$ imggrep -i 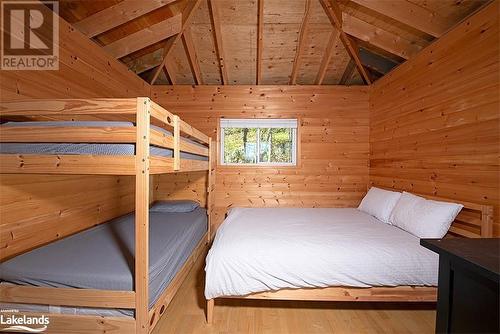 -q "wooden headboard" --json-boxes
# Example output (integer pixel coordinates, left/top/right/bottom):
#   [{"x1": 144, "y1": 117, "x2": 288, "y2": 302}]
[
  {"x1": 375, "y1": 188, "x2": 494, "y2": 238},
  {"x1": 427, "y1": 195, "x2": 493, "y2": 238}
]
